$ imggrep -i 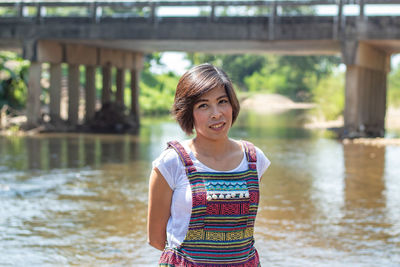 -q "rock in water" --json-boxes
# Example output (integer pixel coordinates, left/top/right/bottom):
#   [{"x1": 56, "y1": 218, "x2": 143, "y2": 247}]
[{"x1": 86, "y1": 102, "x2": 138, "y2": 133}]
